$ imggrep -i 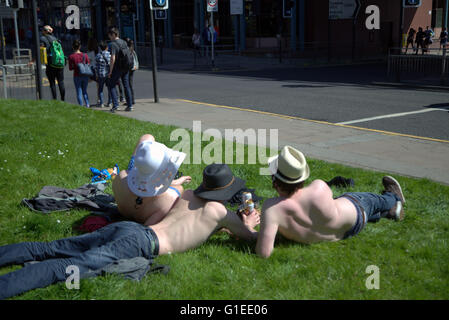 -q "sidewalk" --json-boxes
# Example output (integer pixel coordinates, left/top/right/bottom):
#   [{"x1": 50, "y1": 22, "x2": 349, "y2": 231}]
[{"x1": 102, "y1": 98, "x2": 449, "y2": 186}]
